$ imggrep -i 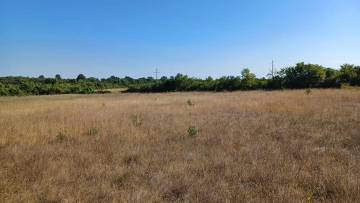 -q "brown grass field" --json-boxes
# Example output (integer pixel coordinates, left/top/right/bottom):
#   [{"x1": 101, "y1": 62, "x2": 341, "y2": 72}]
[{"x1": 0, "y1": 89, "x2": 359, "y2": 202}]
